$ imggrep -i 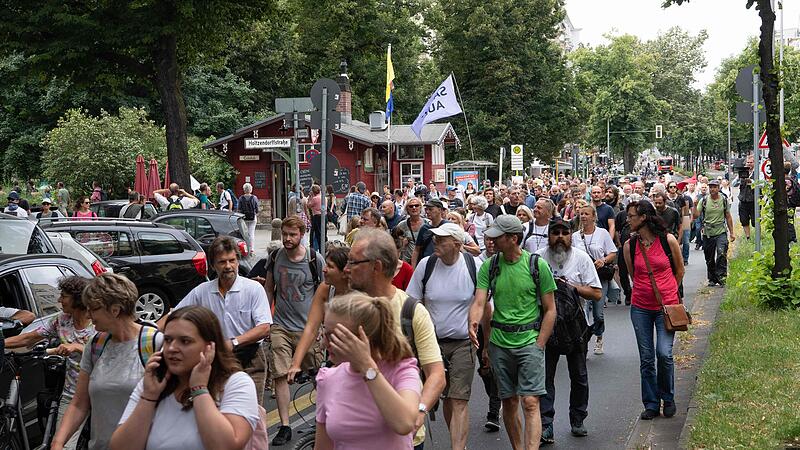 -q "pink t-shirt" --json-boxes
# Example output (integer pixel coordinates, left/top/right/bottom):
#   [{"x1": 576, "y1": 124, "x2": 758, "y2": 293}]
[
  {"x1": 72, "y1": 210, "x2": 97, "y2": 221},
  {"x1": 308, "y1": 194, "x2": 322, "y2": 215},
  {"x1": 316, "y1": 358, "x2": 420, "y2": 450},
  {"x1": 631, "y1": 238, "x2": 680, "y2": 310}
]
